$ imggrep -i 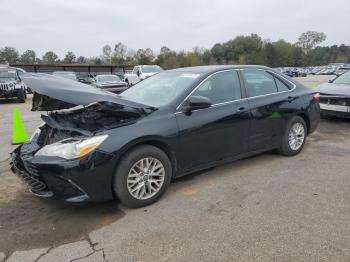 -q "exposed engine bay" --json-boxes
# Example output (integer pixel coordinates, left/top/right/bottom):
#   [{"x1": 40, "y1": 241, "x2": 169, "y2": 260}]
[{"x1": 35, "y1": 101, "x2": 146, "y2": 148}]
